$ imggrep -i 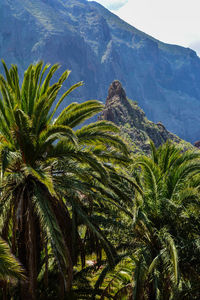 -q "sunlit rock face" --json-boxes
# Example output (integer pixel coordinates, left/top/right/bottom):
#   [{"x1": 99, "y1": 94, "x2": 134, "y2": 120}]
[{"x1": 1, "y1": 0, "x2": 200, "y2": 142}]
